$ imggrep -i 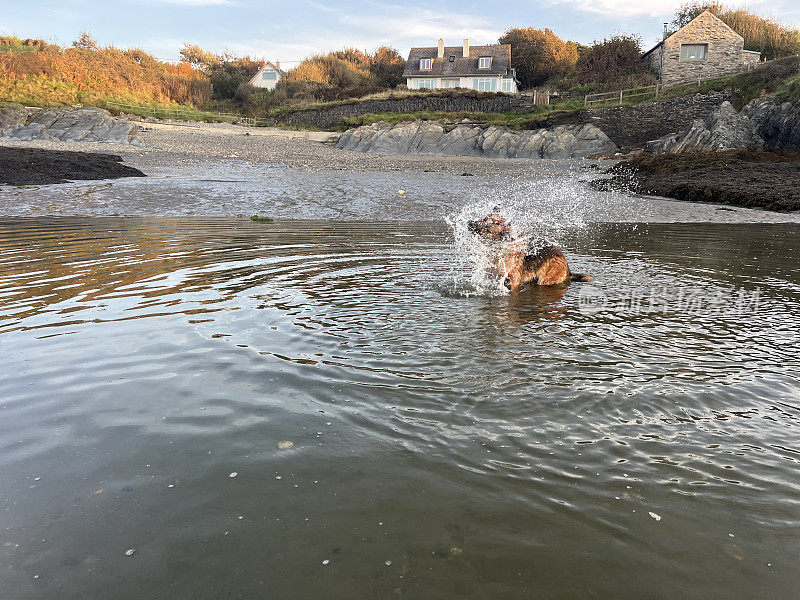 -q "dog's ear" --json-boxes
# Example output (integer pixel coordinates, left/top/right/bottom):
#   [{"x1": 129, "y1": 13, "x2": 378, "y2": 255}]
[{"x1": 467, "y1": 220, "x2": 479, "y2": 233}]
